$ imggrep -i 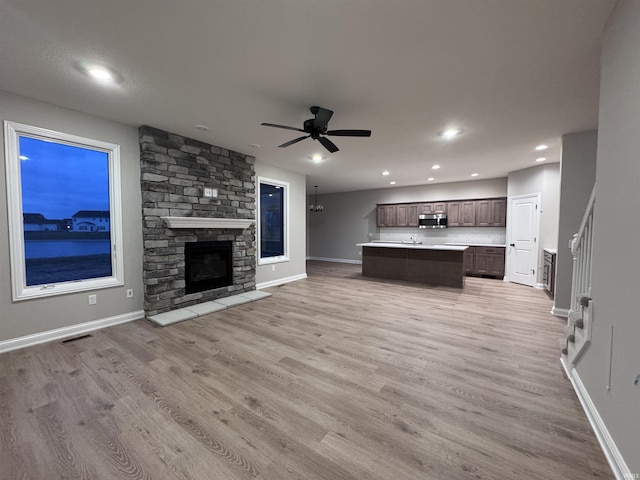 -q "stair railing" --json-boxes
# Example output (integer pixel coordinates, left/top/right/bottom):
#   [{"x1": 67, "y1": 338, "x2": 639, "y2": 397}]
[{"x1": 562, "y1": 184, "x2": 595, "y2": 365}]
